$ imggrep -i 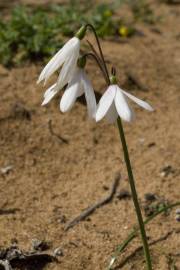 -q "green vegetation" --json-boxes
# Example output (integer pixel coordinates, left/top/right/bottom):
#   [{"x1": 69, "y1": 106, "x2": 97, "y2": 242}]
[
  {"x1": 0, "y1": 2, "x2": 134, "y2": 67},
  {"x1": 128, "y1": 0, "x2": 157, "y2": 24},
  {"x1": 0, "y1": 0, "x2": 160, "y2": 67}
]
